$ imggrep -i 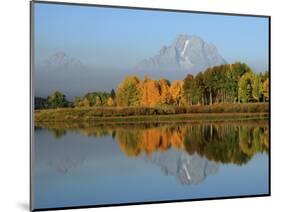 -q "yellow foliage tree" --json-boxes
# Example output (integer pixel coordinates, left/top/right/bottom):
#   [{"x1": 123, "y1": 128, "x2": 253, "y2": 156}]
[
  {"x1": 95, "y1": 96, "x2": 102, "y2": 106},
  {"x1": 262, "y1": 78, "x2": 269, "y2": 101},
  {"x1": 159, "y1": 78, "x2": 173, "y2": 105},
  {"x1": 117, "y1": 76, "x2": 142, "y2": 106},
  {"x1": 170, "y1": 80, "x2": 185, "y2": 106},
  {"x1": 107, "y1": 97, "x2": 114, "y2": 106},
  {"x1": 82, "y1": 98, "x2": 90, "y2": 107}
]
